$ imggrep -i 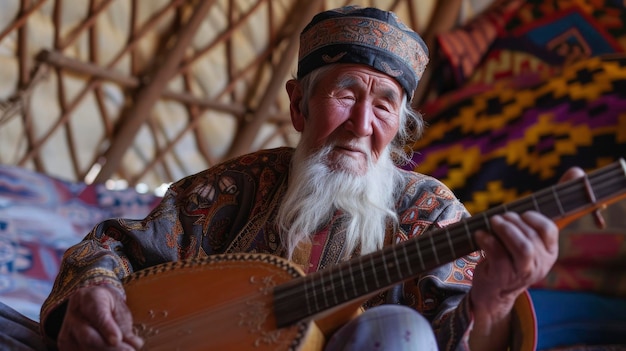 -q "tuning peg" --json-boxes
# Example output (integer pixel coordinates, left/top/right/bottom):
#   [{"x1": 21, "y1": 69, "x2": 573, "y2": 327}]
[{"x1": 593, "y1": 207, "x2": 607, "y2": 230}]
